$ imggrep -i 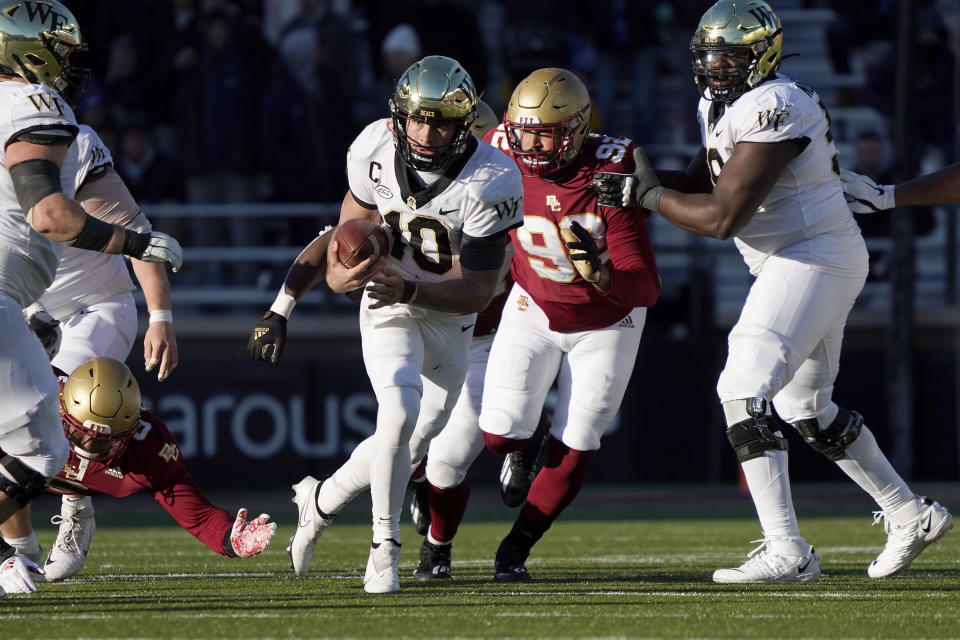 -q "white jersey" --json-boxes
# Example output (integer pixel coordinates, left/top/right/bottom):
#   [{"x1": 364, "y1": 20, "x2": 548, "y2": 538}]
[
  {"x1": 0, "y1": 80, "x2": 79, "y2": 307},
  {"x1": 39, "y1": 125, "x2": 149, "y2": 320},
  {"x1": 347, "y1": 119, "x2": 523, "y2": 319},
  {"x1": 698, "y1": 74, "x2": 862, "y2": 274}
]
